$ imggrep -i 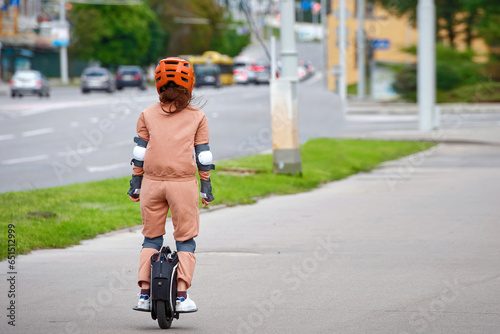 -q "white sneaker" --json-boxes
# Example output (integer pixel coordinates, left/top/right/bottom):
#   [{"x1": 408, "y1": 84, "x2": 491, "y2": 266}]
[
  {"x1": 134, "y1": 295, "x2": 151, "y2": 312},
  {"x1": 175, "y1": 295, "x2": 198, "y2": 313}
]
